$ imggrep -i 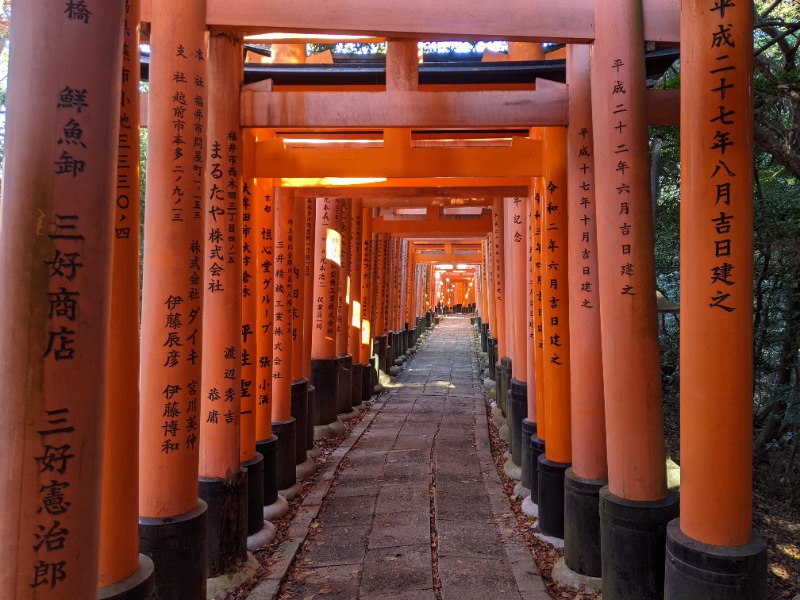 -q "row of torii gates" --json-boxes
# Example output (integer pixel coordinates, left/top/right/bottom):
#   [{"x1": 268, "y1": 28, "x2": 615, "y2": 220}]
[{"x1": 0, "y1": 1, "x2": 766, "y2": 599}]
